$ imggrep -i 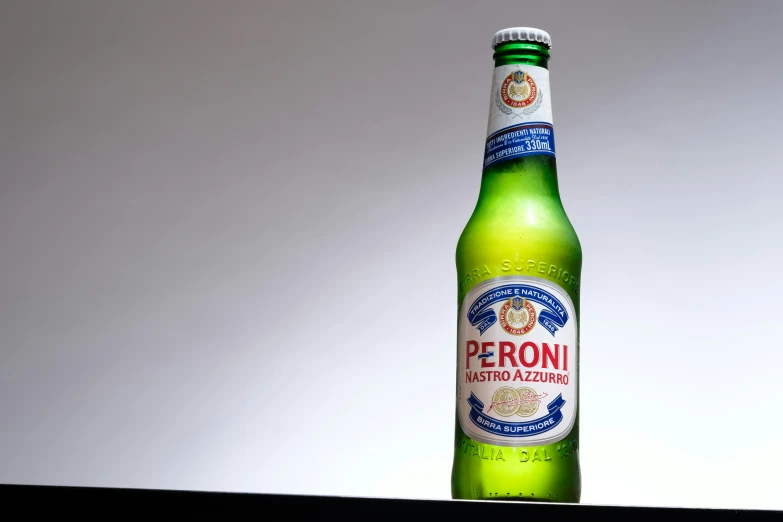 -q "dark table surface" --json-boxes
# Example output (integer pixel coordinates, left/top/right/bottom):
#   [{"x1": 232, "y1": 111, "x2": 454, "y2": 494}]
[{"x1": 1, "y1": 484, "x2": 779, "y2": 519}]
